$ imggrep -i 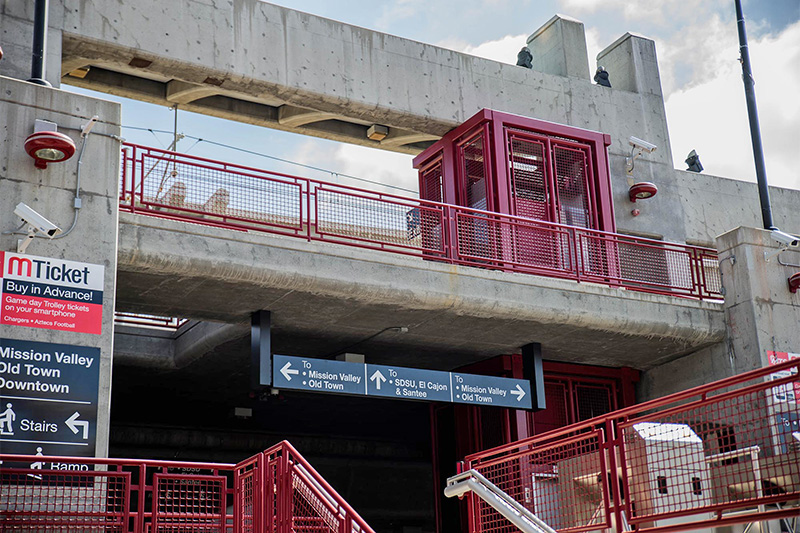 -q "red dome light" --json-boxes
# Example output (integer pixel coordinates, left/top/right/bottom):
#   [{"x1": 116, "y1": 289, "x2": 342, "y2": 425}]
[
  {"x1": 24, "y1": 131, "x2": 76, "y2": 169},
  {"x1": 628, "y1": 182, "x2": 658, "y2": 202},
  {"x1": 789, "y1": 272, "x2": 800, "y2": 294}
]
